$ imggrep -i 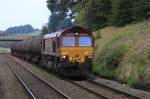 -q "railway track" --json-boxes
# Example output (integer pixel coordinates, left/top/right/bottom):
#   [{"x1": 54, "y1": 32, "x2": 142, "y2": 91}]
[
  {"x1": 4, "y1": 54, "x2": 149, "y2": 99},
  {"x1": 86, "y1": 80, "x2": 141, "y2": 98},
  {"x1": 66, "y1": 79, "x2": 141, "y2": 99},
  {"x1": 8, "y1": 55, "x2": 107, "y2": 99},
  {"x1": 4, "y1": 55, "x2": 71, "y2": 99},
  {"x1": 86, "y1": 80, "x2": 149, "y2": 99}
]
